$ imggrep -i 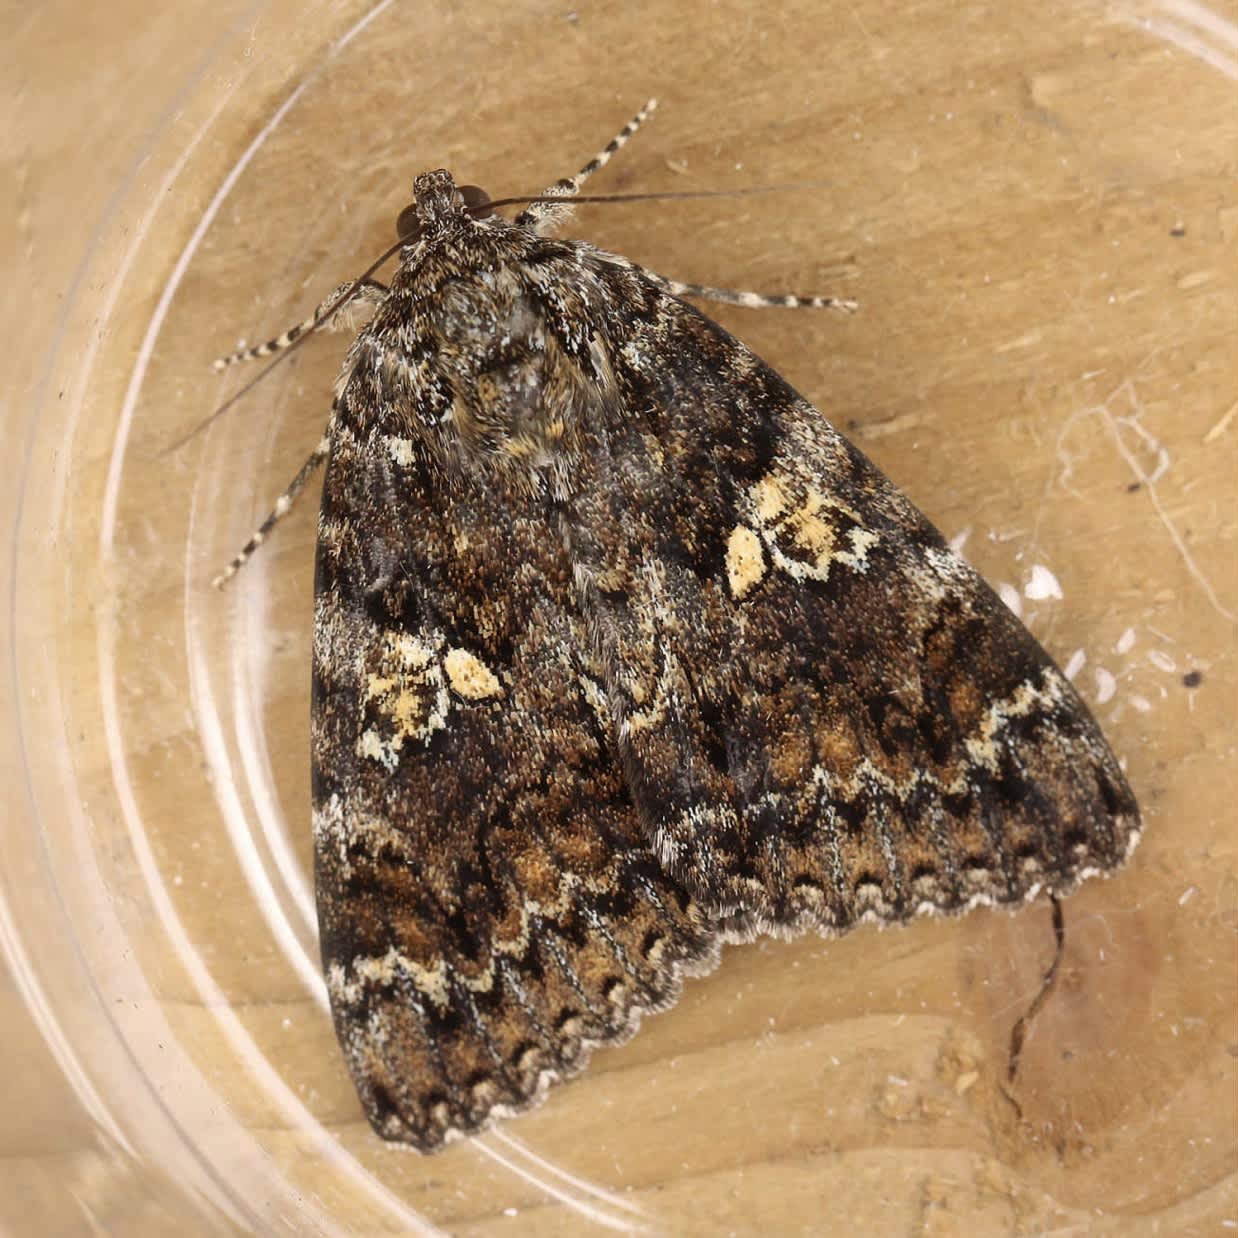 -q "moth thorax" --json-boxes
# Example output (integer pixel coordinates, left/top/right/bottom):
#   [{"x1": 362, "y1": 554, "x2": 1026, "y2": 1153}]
[{"x1": 432, "y1": 274, "x2": 584, "y2": 475}]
